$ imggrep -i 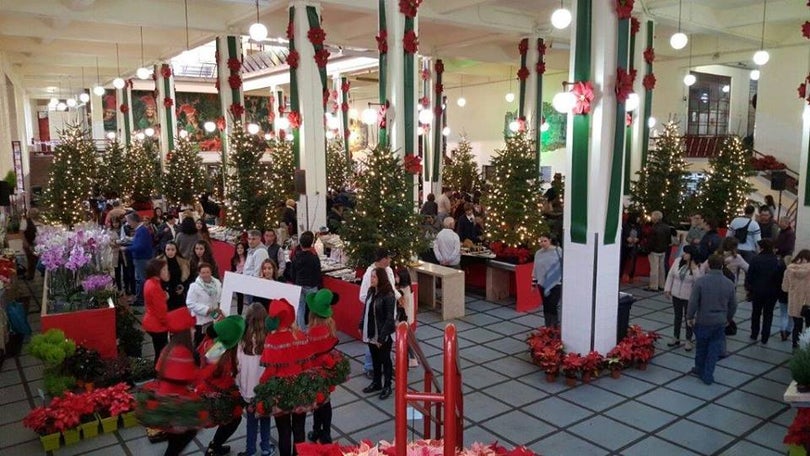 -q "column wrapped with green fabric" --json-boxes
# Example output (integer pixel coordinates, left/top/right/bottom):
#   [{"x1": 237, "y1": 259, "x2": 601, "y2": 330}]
[
  {"x1": 623, "y1": 24, "x2": 637, "y2": 194},
  {"x1": 570, "y1": 0, "x2": 593, "y2": 244},
  {"x1": 431, "y1": 60, "x2": 444, "y2": 183},
  {"x1": 122, "y1": 83, "x2": 132, "y2": 145},
  {"x1": 517, "y1": 38, "x2": 529, "y2": 120},
  {"x1": 341, "y1": 77, "x2": 350, "y2": 159},
  {"x1": 288, "y1": 7, "x2": 301, "y2": 168},
  {"x1": 161, "y1": 64, "x2": 175, "y2": 153},
  {"x1": 534, "y1": 39, "x2": 545, "y2": 176},
  {"x1": 604, "y1": 17, "x2": 630, "y2": 244},
  {"x1": 403, "y1": 16, "x2": 416, "y2": 157},
  {"x1": 641, "y1": 20, "x2": 654, "y2": 168},
  {"x1": 377, "y1": 0, "x2": 388, "y2": 147}
]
